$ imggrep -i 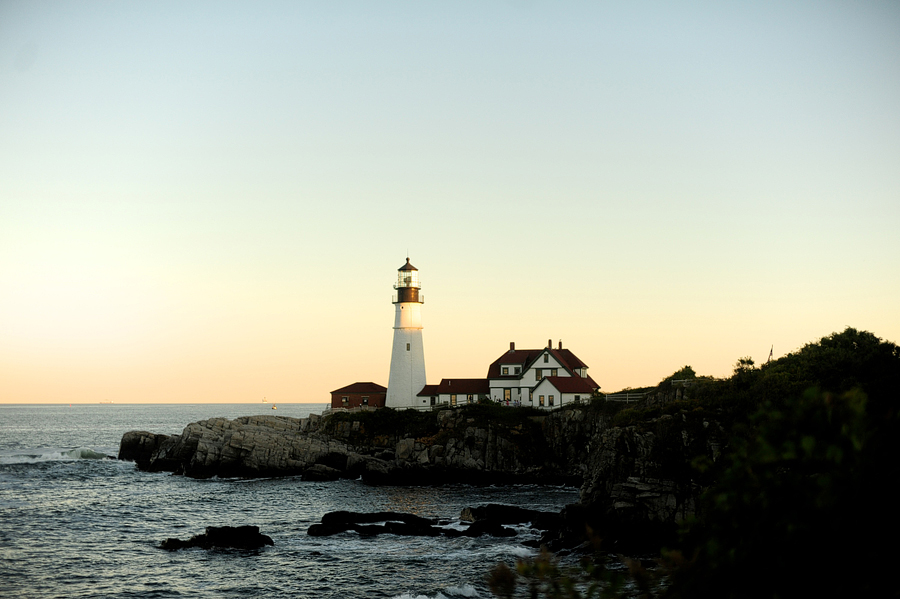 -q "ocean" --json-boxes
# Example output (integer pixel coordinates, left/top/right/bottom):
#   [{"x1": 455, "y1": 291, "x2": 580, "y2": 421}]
[{"x1": 0, "y1": 403, "x2": 580, "y2": 599}]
